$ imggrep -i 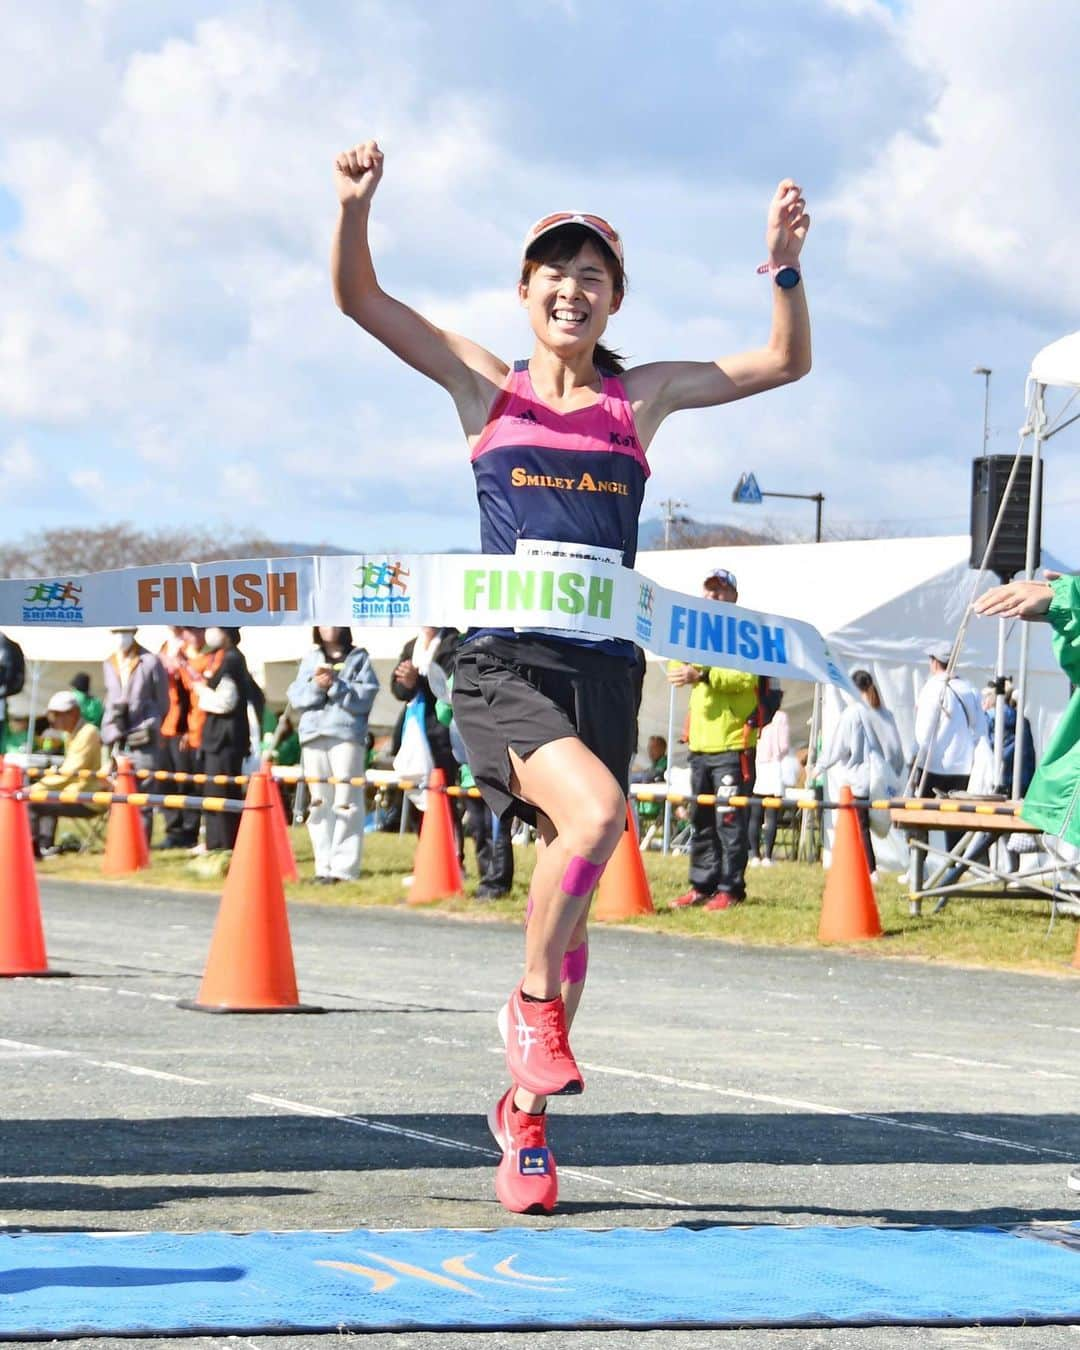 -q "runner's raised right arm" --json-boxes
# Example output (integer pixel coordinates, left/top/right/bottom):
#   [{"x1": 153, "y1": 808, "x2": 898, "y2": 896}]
[{"x1": 331, "y1": 139, "x2": 506, "y2": 438}]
